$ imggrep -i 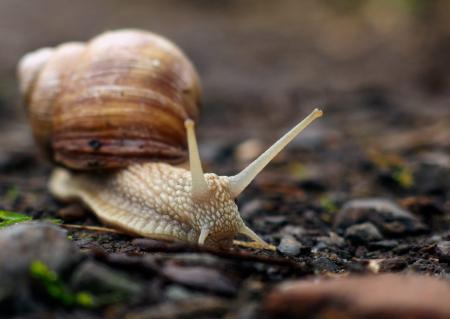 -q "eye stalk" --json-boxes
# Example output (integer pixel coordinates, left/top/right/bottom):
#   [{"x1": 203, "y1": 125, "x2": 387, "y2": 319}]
[
  {"x1": 229, "y1": 108, "x2": 323, "y2": 198},
  {"x1": 185, "y1": 119, "x2": 210, "y2": 201}
]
